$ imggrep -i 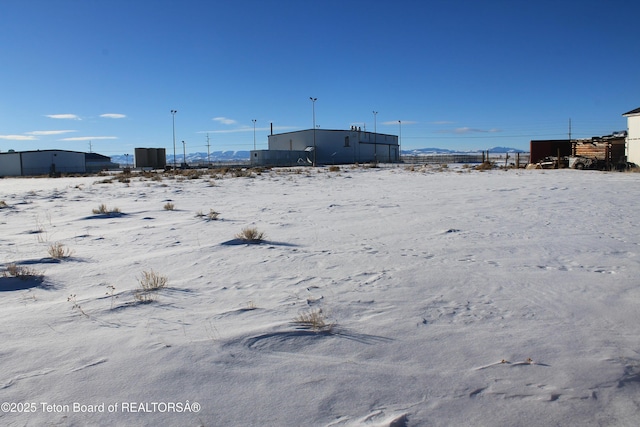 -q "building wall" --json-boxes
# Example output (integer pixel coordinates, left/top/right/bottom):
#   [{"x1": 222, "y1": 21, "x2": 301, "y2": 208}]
[
  {"x1": 267, "y1": 129, "x2": 399, "y2": 165},
  {"x1": 251, "y1": 150, "x2": 309, "y2": 167},
  {"x1": 627, "y1": 114, "x2": 640, "y2": 165},
  {"x1": 22, "y1": 151, "x2": 85, "y2": 175},
  {"x1": 0, "y1": 153, "x2": 22, "y2": 176}
]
